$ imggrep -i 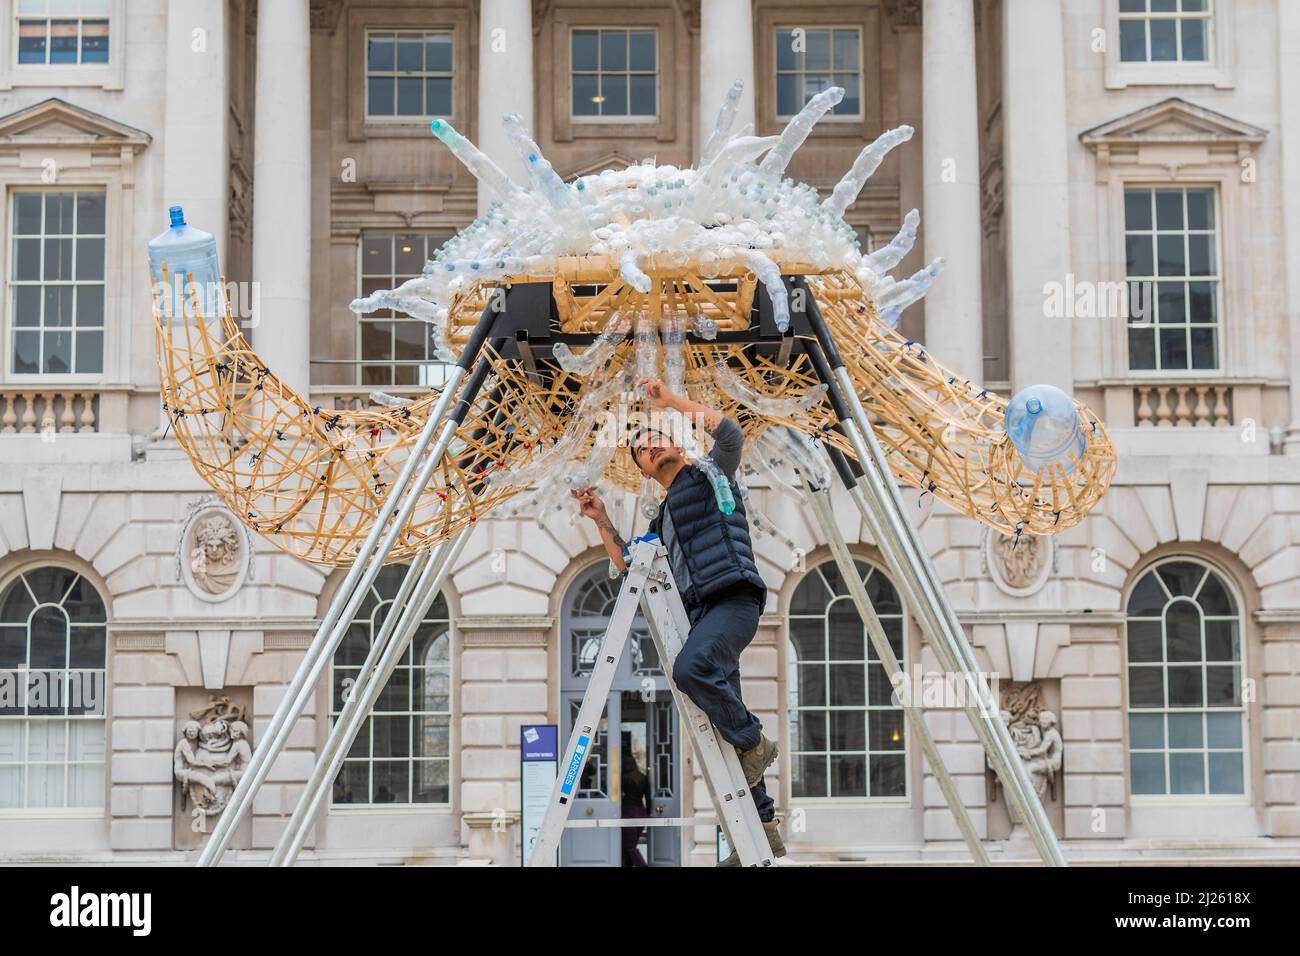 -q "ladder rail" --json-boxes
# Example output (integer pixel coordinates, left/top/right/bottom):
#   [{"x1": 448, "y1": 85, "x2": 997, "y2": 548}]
[
  {"x1": 638, "y1": 557, "x2": 773, "y2": 867},
  {"x1": 527, "y1": 549, "x2": 652, "y2": 865},
  {"x1": 528, "y1": 541, "x2": 773, "y2": 867}
]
